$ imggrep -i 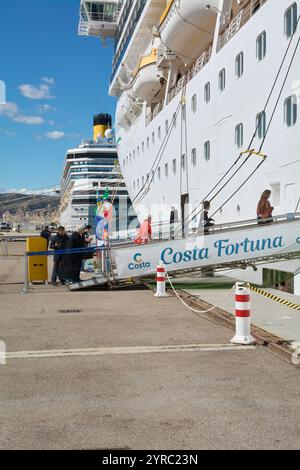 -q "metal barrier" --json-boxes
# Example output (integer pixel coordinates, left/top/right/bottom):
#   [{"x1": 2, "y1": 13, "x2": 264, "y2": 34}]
[{"x1": 21, "y1": 244, "x2": 107, "y2": 295}]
